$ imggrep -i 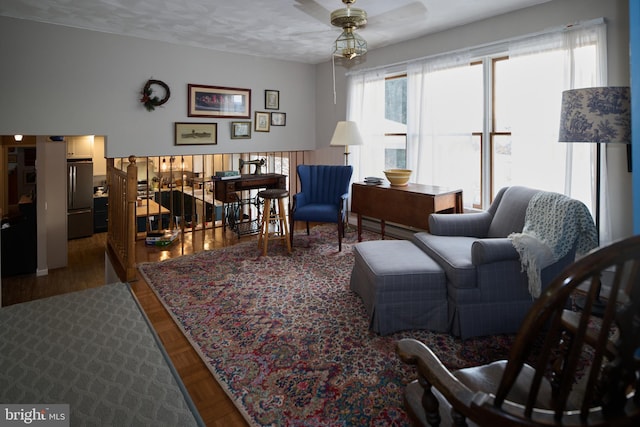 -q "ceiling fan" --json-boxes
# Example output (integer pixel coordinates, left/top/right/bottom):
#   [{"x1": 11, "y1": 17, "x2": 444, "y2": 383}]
[
  {"x1": 330, "y1": 0, "x2": 368, "y2": 59},
  {"x1": 295, "y1": 0, "x2": 428, "y2": 60}
]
